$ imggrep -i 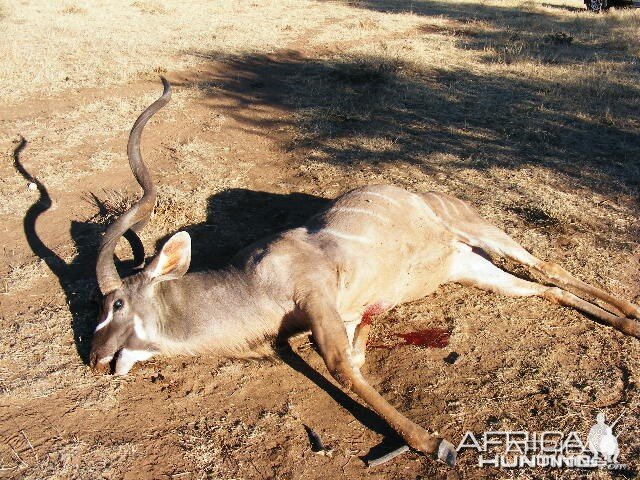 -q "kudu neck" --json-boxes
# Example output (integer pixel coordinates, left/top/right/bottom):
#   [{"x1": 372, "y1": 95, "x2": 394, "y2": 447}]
[{"x1": 153, "y1": 267, "x2": 285, "y2": 356}]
